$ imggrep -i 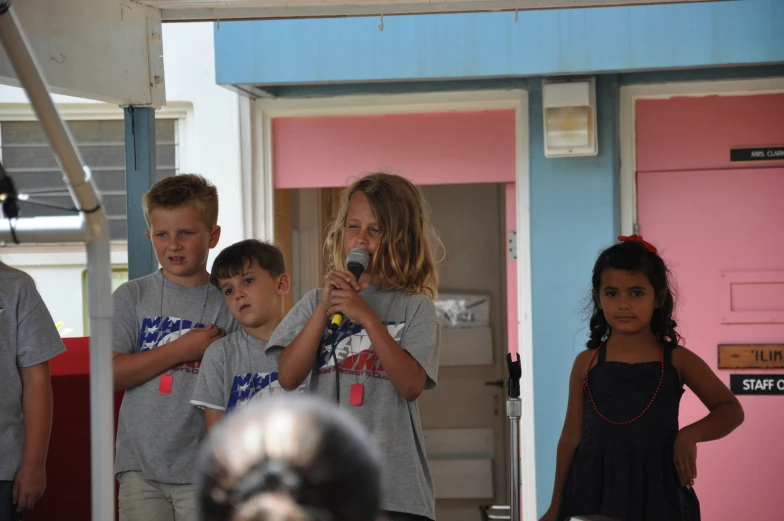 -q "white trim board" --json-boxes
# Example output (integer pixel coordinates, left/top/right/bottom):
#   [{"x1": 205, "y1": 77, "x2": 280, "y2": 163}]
[
  {"x1": 619, "y1": 77, "x2": 784, "y2": 236},
  {"x1": 1, "y1": 247, "x2": 129, "y2": 267},
  {"x1": 0, "y1": 102, "x2": 192, "y2": 121},
  {"x1": 514, "y1": 90, "x2": 536, "y2": 521},
  {"x1": 258, "y1": 91, "x2": 525, "y2": 117},
  {"x1": 250, "y1": 88, "x2": 537, "y2": 520},
  {"x1": 152, "y1": 0, "x2": 728, "y2": 22}
]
